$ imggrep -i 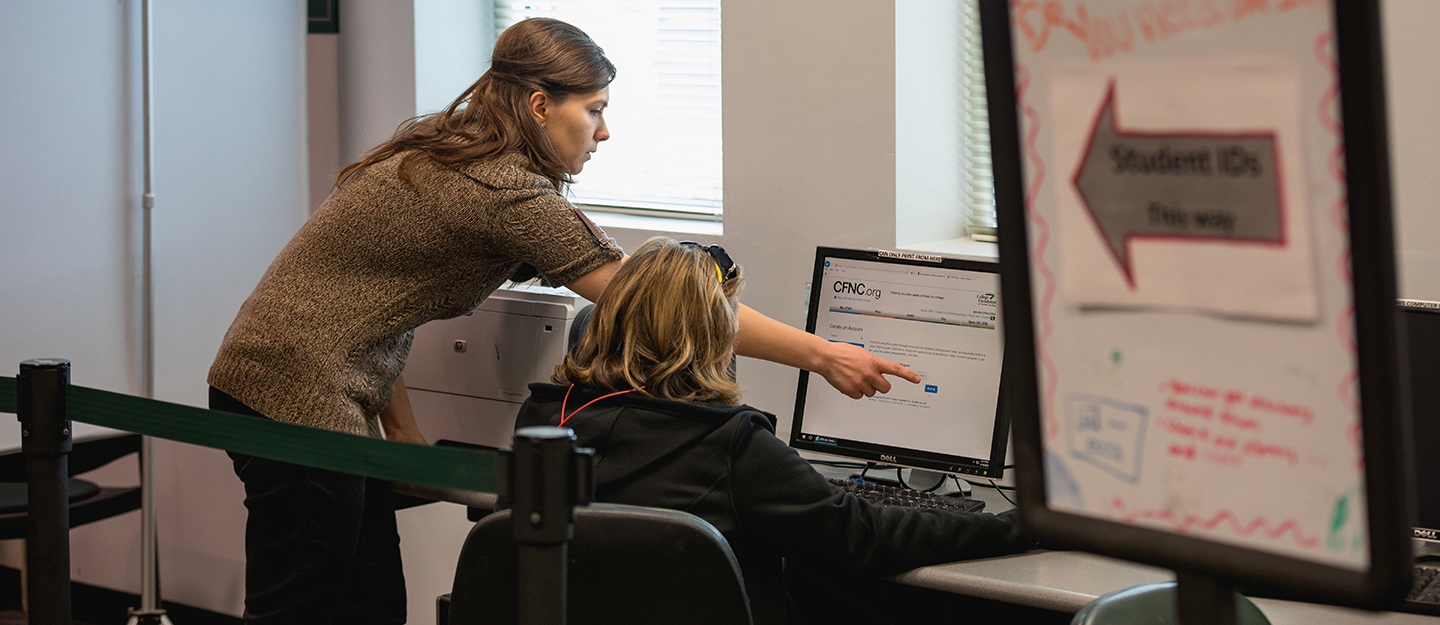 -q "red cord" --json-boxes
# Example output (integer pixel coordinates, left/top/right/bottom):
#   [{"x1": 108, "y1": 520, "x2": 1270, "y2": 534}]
[{"x1": 559, "y1": 383, "x2": 642, "y2": 427}]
